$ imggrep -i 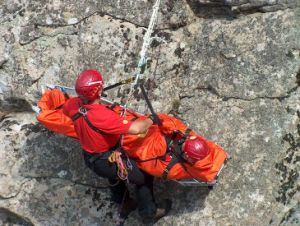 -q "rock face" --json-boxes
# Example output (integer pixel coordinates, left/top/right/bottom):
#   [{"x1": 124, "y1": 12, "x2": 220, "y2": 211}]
[{"x1": 0, "y1": 0, "x2": 299, "y2": 225}]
